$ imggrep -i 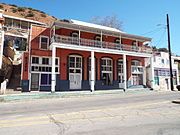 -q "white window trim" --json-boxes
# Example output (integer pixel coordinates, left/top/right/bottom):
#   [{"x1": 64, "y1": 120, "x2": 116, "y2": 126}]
[
  {"x1": 31, "y1": 56, "x2": 59, "y2": 74},
  {"x1": 39, "y1": 35, "x2": 49, "y2": 50},
  {"x1": 72, "y1": 32, "x2": 79, "y2": 38}
]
